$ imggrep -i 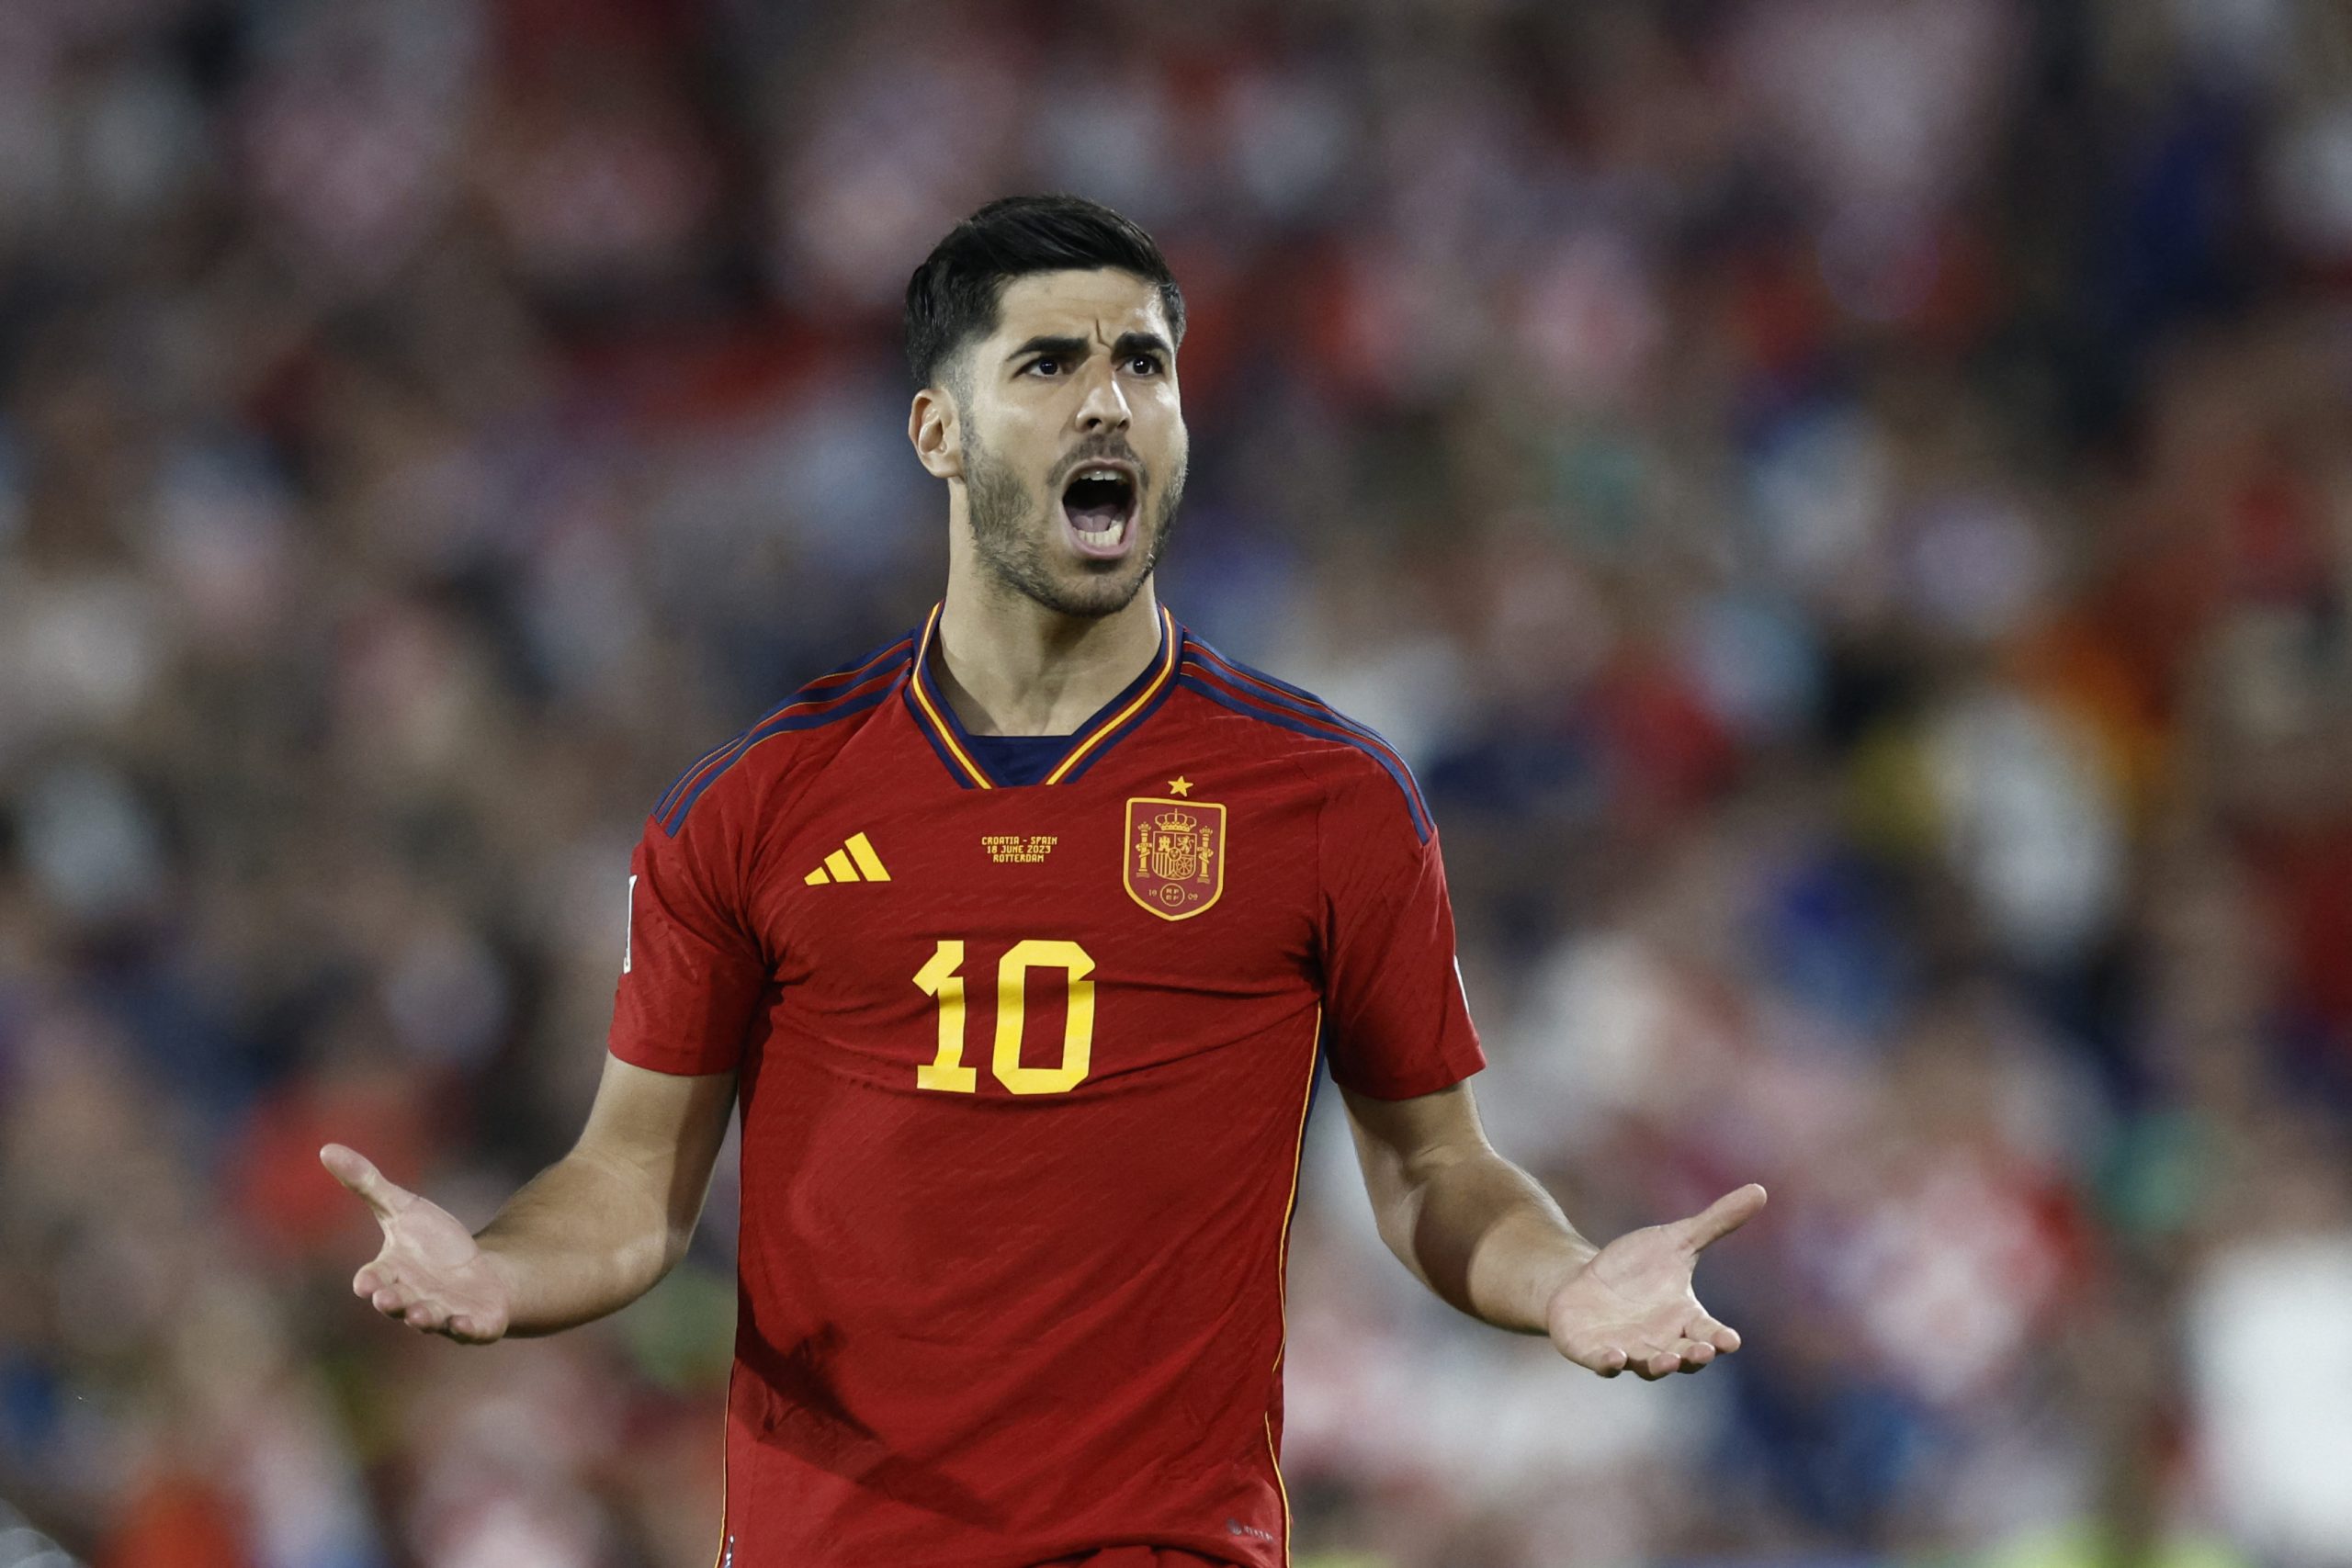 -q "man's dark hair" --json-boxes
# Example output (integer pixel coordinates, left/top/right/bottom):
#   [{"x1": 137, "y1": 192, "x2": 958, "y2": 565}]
[{"x1": 904, "y1": 195, "x2": 1185, "y2": 389}]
